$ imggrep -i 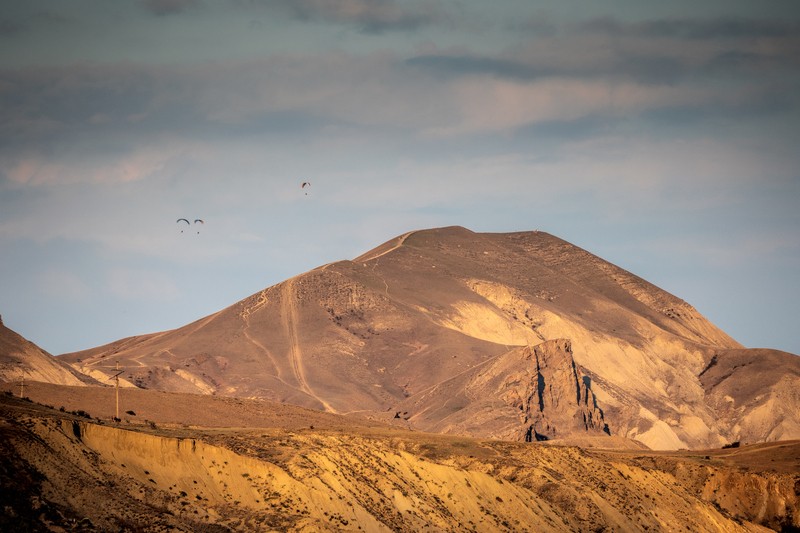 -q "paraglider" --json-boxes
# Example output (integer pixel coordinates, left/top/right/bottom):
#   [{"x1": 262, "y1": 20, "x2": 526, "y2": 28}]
[
  {"x1": 301, "y1": 181, "x2": 311, "y2": 195},
  {"x1": 177, "y1": 218, "x2": 204, "y2": 234}
]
